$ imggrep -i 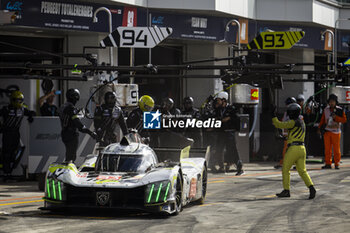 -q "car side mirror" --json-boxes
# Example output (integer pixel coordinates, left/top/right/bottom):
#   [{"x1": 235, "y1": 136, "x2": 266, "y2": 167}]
[{"x1": 145, "y1": 164, "x2": 153, "y2": 173}]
